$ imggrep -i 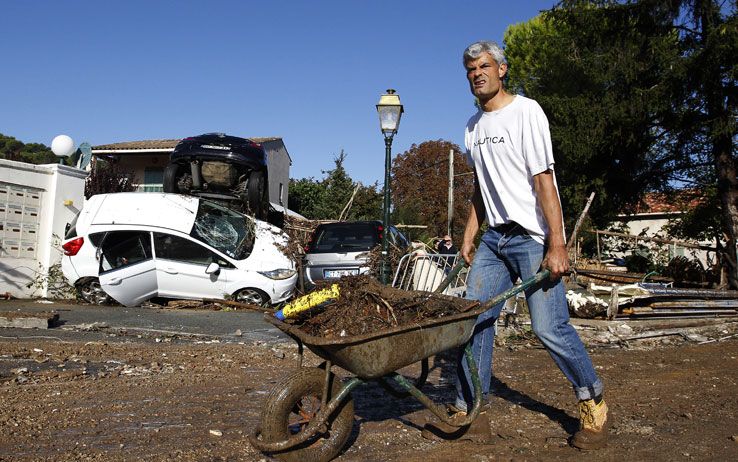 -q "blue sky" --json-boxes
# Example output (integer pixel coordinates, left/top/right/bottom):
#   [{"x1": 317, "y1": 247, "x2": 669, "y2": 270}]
[{"x1": 1, "y1": 0, "x2": 557, "y2": 185}]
